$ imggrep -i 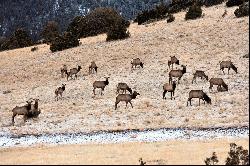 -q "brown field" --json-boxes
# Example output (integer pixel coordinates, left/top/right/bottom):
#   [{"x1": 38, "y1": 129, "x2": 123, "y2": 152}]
[
  {"x1": 0, "y1": 4, "x2": 249, "y2": 137},
  {"x1": 0, "y1": 138, "x2": 249, "y2": 165}
]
